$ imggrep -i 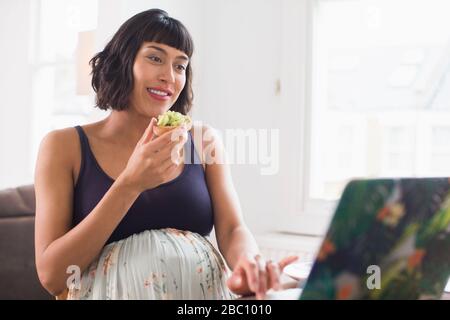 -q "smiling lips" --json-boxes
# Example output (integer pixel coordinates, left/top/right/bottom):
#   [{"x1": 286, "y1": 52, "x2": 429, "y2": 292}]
[{"x1": 147, "y1": 87, "x2": 173, "y2": 101}]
